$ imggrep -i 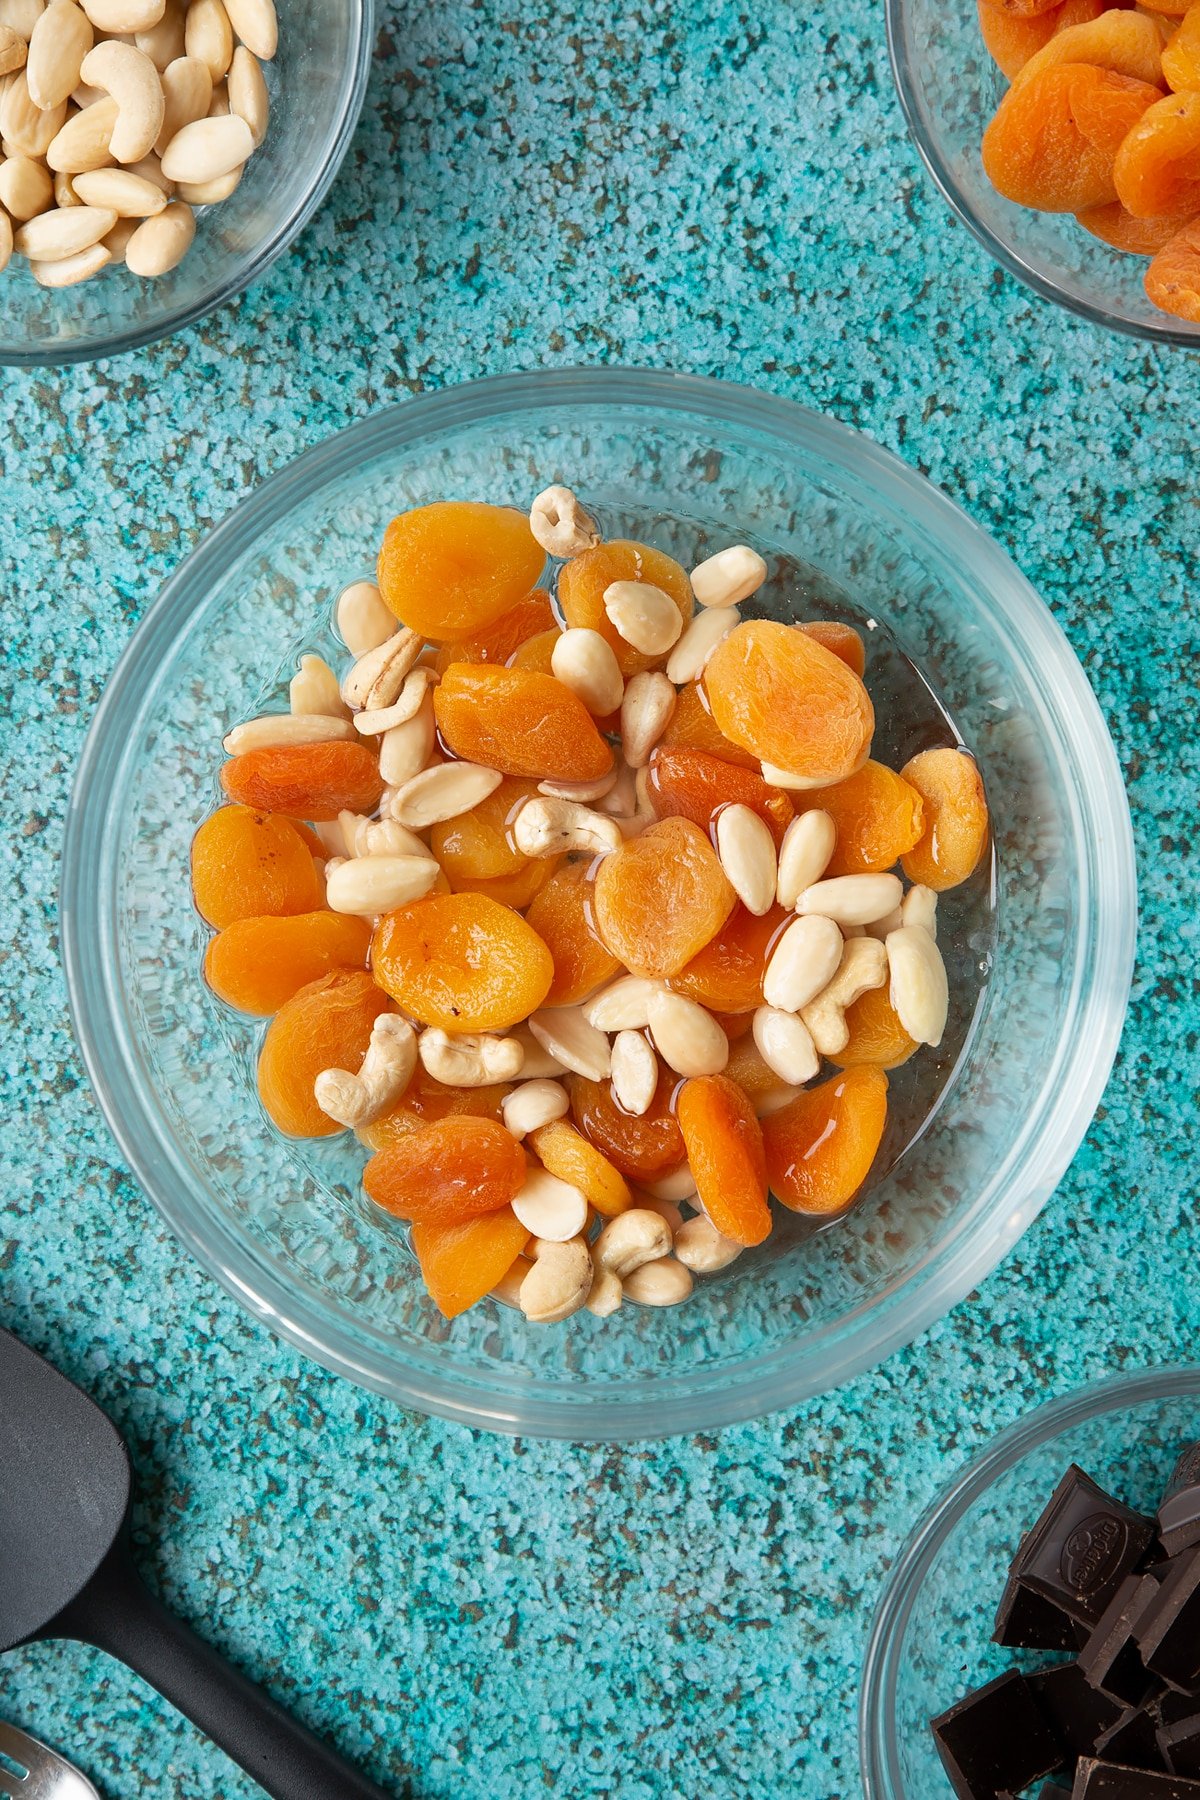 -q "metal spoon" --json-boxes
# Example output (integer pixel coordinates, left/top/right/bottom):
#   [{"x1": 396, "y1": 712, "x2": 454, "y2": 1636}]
[{"x1": 0, "y1": 1721, "x2": 100, "y2": 1800}]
